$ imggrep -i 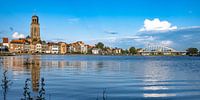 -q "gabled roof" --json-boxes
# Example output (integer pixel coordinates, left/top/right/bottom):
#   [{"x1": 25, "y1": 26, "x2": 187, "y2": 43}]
[{"x1": 10, "y1": 39, "x2": 26, "y2": 44}]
